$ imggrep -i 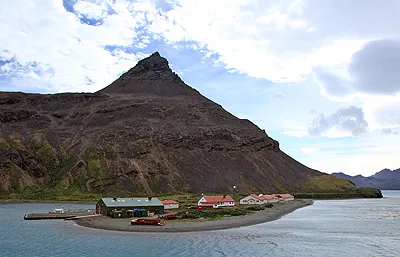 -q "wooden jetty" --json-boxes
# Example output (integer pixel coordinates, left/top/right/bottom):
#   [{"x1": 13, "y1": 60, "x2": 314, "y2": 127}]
[
  {"x1": 24, "y1": 213, "x2": 101, "y2": 220},
  {"x1": 24, "y1": 213, "x2": 77, "y2": 220}
]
